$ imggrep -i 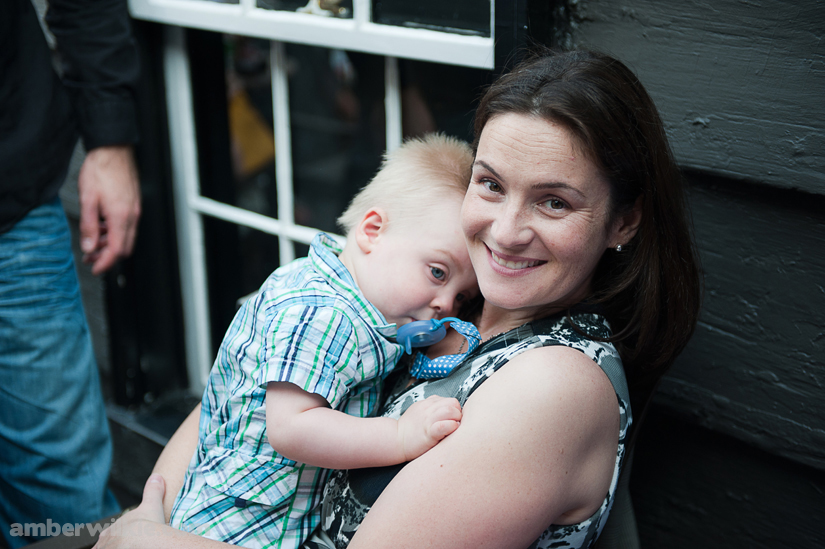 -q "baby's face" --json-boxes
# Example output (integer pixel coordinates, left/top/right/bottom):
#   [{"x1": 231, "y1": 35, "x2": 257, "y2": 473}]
[{"x1": 359, "y1": 196, "x2": 479, "y2": 328}]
